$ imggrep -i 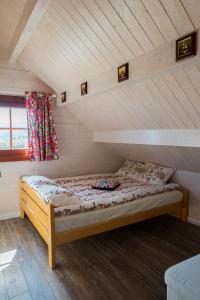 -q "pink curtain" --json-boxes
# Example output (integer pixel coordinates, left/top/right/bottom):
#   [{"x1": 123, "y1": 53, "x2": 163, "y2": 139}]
[{"x1": 25, "y1": 91, "x2": 59, "y2": 161}]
